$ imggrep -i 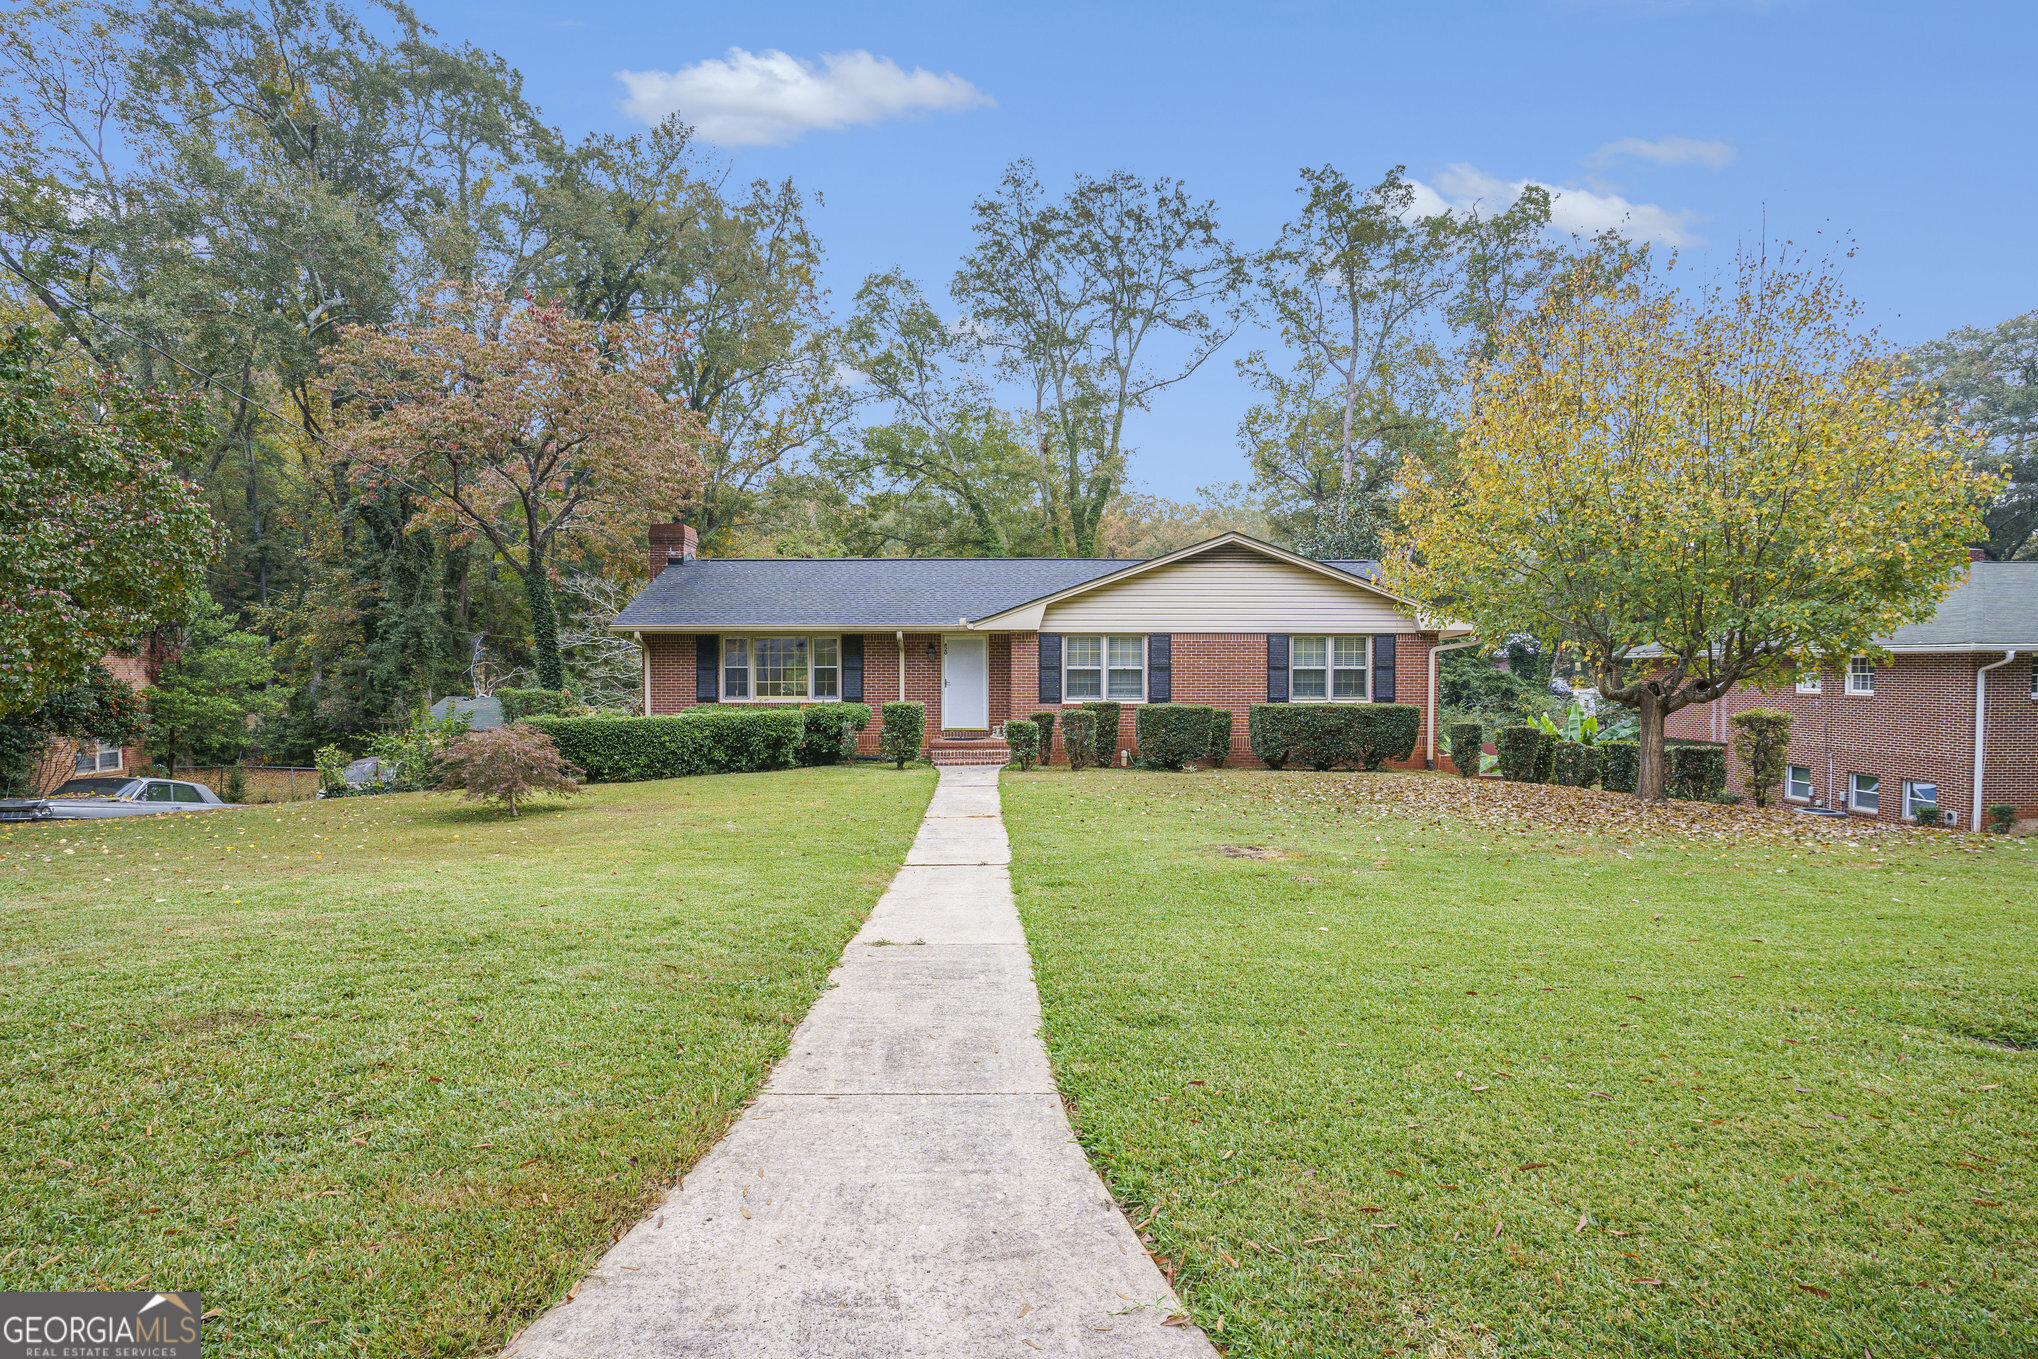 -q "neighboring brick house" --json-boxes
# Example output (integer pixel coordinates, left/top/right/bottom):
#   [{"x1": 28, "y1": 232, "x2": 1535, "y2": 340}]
[
  {"x1": 27, "y1": 651, "x2": 155, "y2": 794},
  {"x1": 1664, "y1": 560, "x2": 2037, "y2": 830},
  {"x1": 613, "y1": 527, "x2": 1473, "y2": 767}
]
